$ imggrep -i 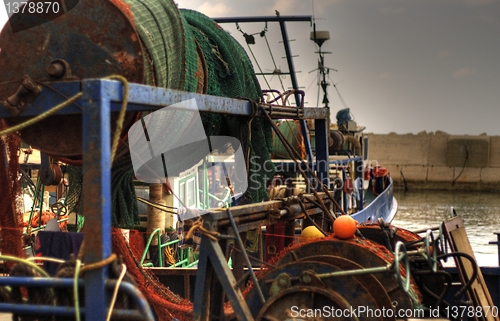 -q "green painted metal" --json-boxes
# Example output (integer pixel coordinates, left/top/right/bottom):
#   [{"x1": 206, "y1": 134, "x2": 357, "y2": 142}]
[
  {"x1": 140, "y1": 228, "x2": 163, "y2": 267},
  {"x1": 141, "y1": 227, "x2": 196, "y2": 268}
]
